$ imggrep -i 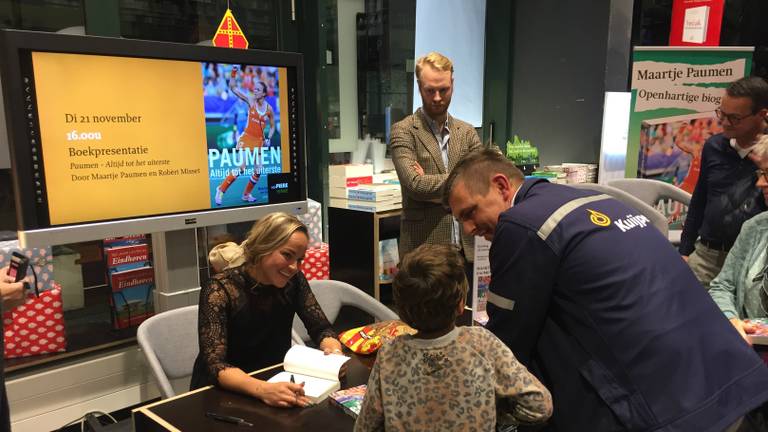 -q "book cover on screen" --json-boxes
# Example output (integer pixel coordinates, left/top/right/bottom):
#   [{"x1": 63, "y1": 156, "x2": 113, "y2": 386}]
[
  {"x1": 267, "y1": 345, "x2": 350, "y2": 403},
  {"x1": 329, "y1": 385, "x2": 367, "y2": 419},
  {"x1": 205, "y1": 64, "x2": 290, "y2": 208}
]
